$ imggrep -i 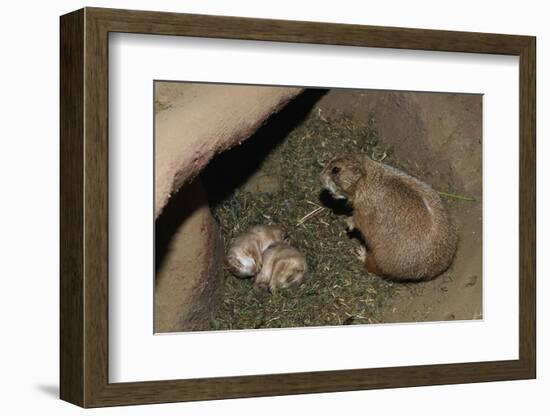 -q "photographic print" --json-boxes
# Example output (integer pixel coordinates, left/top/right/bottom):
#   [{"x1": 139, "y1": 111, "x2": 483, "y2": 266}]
[
  {"x1": 154, "y1": 82, "x2": 482, "y2": 333},
  {"x1": 60, "y1": 8, "x2": 535, "y2": 406}
]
